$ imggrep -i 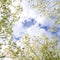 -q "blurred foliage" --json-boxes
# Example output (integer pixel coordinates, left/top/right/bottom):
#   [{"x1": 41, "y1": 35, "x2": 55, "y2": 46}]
[
  {"x1": 0, "y1": 0, "x2": 23, "y2": 41},
  {"x1": 0, "y1": 0, "x2": 60, "y2": 60},
  {"x1": 29, "y1": 0, "x2": 60, "y2": 18},
  {"x1": 0, "y1": 34, "x2": 60, "y2": 60}
]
